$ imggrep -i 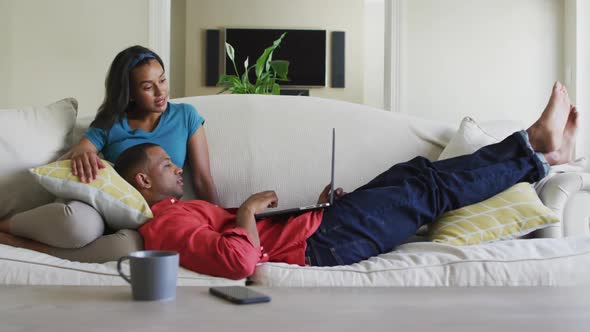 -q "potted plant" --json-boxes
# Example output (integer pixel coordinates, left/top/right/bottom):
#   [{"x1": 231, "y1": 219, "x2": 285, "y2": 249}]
[{"x1": 217, "y1": 33, "x2": 289, "y2": 95}]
